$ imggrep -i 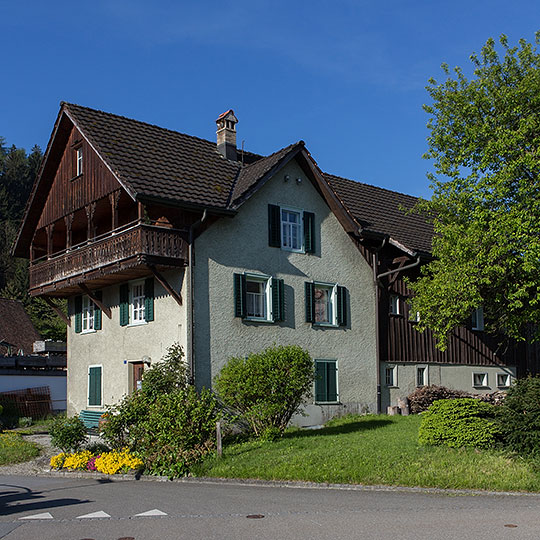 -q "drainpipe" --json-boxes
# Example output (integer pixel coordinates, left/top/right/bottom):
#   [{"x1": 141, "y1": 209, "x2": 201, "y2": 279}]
[
  {"x1": 371, "y1": 236, "x2": 387, "y2": 415},
  {"x1": 187, "y1": 209, "x2": 208, "y2": 385}
]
